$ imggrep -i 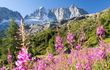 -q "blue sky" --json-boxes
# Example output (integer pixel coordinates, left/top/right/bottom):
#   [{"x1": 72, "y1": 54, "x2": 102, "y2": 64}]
[{"x1": 0, "y1": 0, "x2": 110, "y2": 17}]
